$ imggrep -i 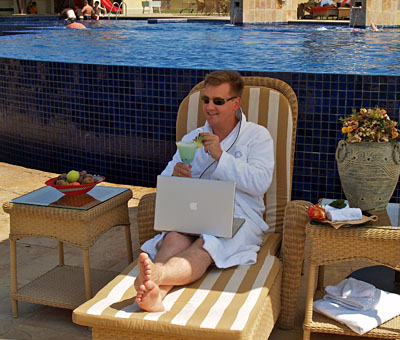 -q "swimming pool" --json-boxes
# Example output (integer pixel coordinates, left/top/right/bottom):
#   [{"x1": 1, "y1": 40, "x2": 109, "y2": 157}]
[
  {"x1": 0, "y1": 18, "x2": 399, "y2": 75},
  {"x1": 1, "y1": 18, "x2": 400, "y2": 203}
]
